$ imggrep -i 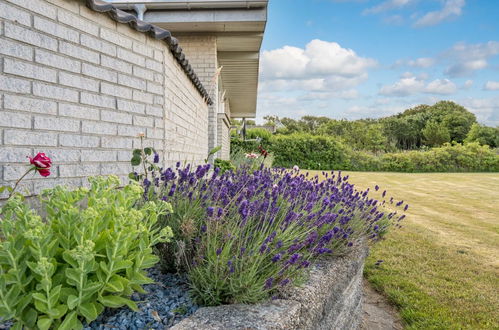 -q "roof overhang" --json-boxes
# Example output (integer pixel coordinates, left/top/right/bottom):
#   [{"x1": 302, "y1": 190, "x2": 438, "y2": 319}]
[{"x1": 105, "y1": 0, "x2": 267, "y2": 118}]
